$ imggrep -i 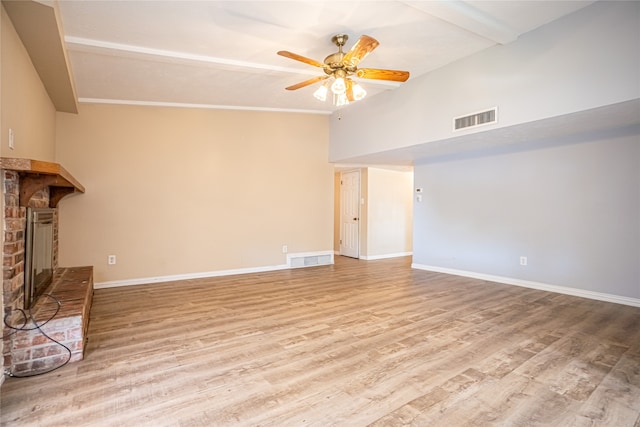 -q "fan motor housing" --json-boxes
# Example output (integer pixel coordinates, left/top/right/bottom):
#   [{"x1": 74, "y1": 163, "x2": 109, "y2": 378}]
[{"x1": 324, "y1": 52, "x2": 345, "y2": 70}]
